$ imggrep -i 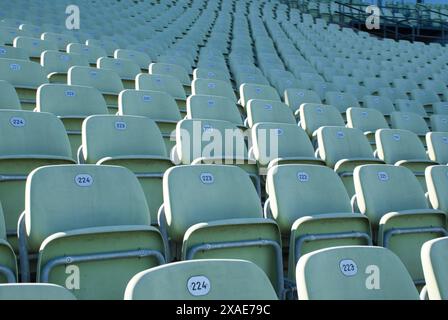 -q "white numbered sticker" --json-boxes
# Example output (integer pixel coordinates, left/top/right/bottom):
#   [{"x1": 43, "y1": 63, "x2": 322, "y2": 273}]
[
  {"x1": 336, "y1": 131, "x2": 345, "y2": 139},
  {"x1": 10, "y1": 117, "x2": 25, "y2": 127},
  {"x1": 10, "y1": 63, "x2": 21, "y2": 71},
  {"x1": 75, "y1": 174, "x2": 93, "y2": 187},
  {"x1": 200, "y1": 173, "x2": 214, "y2": 184},
  {"x1": 65, "y1": 90, "x2": 76, "y2": 97},
  {"x1": 115, "y1": 121, "x2": 127, "y2": 130},
  {"x1": 297, "y1": 172, "x2": 309, "y2": 182},
  {"x1": 142, "y1": 95, "x2": 152, "y2": 102},
  {"x1": 264, "y1": 104, "x2": 273, "y2": 110},
  {"x1": 187, "y1": 276, "x2": 211, "y2": 297},
  {"x1": 377, "y1": 171, "x2": 389, "y2": 181},
  {"x1": 207, "y1": 83, "x2": 216, "y2": 89},
  {"x1": 392, "y1": 134, "x2": 401, "y2": 141},
  {"x1": 340, "y1": 259, "x2": 358, "y2": 277}
]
